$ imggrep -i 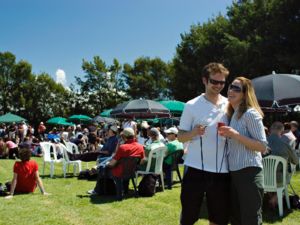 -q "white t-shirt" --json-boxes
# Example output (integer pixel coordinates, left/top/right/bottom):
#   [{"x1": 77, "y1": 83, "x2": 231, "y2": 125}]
[{"x1": 179, "y1": 94, "x2": 229, "y2": 173}]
